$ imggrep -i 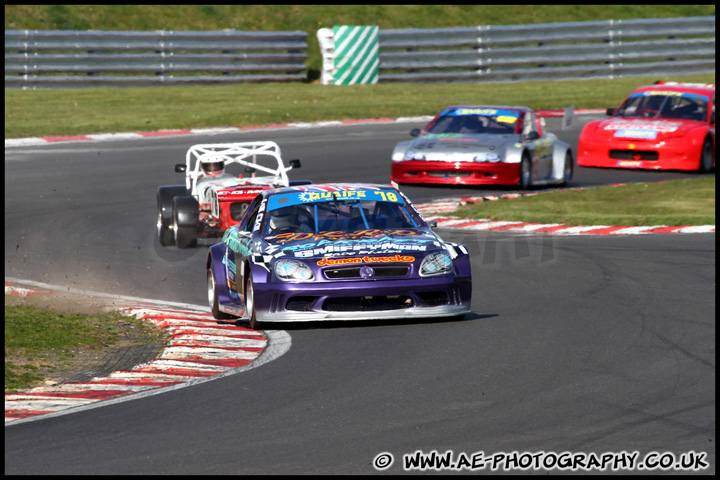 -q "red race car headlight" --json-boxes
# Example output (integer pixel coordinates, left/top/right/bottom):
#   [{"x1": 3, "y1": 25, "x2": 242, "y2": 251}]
[
  {"x1": 404, "y1": 150, "x2": 426, "y2": 161},
  {"x1": 474, "y1": 153, "x2": 501, "y2": 163}
]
